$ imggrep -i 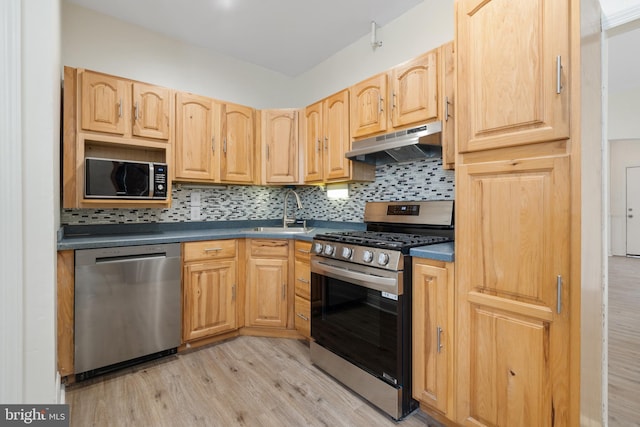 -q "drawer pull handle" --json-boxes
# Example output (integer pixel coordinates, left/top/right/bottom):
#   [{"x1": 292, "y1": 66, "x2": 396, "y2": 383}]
[
  {"x1": 297, "y1": 277, "x2": 310, "y2": 284},
  {"x1": 204, "y1": 248, "x2": 223, "y2": 252},
  {"x1": 297, "y1": 249, "x2": 311, "y2": 254},
  {"x1": 296, "y1": 313, "x2": 309, "y2": 321}
]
